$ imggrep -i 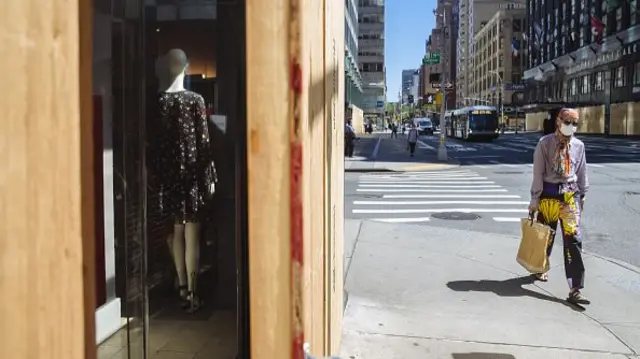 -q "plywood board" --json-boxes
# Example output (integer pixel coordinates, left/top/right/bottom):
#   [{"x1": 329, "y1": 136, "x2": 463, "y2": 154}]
[{"x1": 0, "y1": 0, "x2": 96, "y2": 358}]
